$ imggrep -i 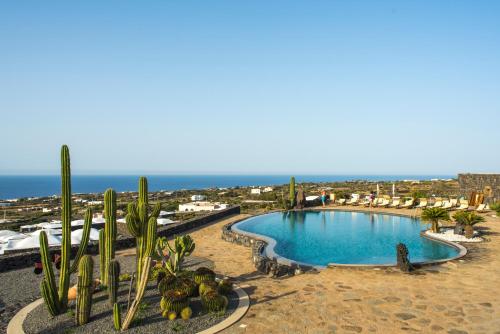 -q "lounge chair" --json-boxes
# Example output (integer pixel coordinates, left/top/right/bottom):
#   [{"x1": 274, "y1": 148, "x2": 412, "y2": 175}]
[
  {"x1": 476, "y1": 204, "x2": 487, "y2": 212},
  {"x1": 431, "y1": 200, "x2": 443, "y2": 208},
  {"x1": 442, "y1": 200, "x2": 453, "y2": 210},
  {"x1": 359, "y1": 198, "x2": 371, "y2": 206},
  {"x1": 346, "y1": 196, "x2": 359, "y2": 205},
  {"x1": 336, "y1": 199, "x2": 346, "y2": 205},
  {"x1": 389, "y1": 199, "x2": 400, "y2": 208},
  {"x1": 399, "y1": 198, "x2": 414, "y2": 209},
  {"x1": 416, "y1": 199, "x2": 428, "y2": 209},
  {"x1": 377, "y1": 199, "x2": 390, "y2": 208},
  {"x1": 457, "y1": 200, "x2": 469, "y2": 210}
]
